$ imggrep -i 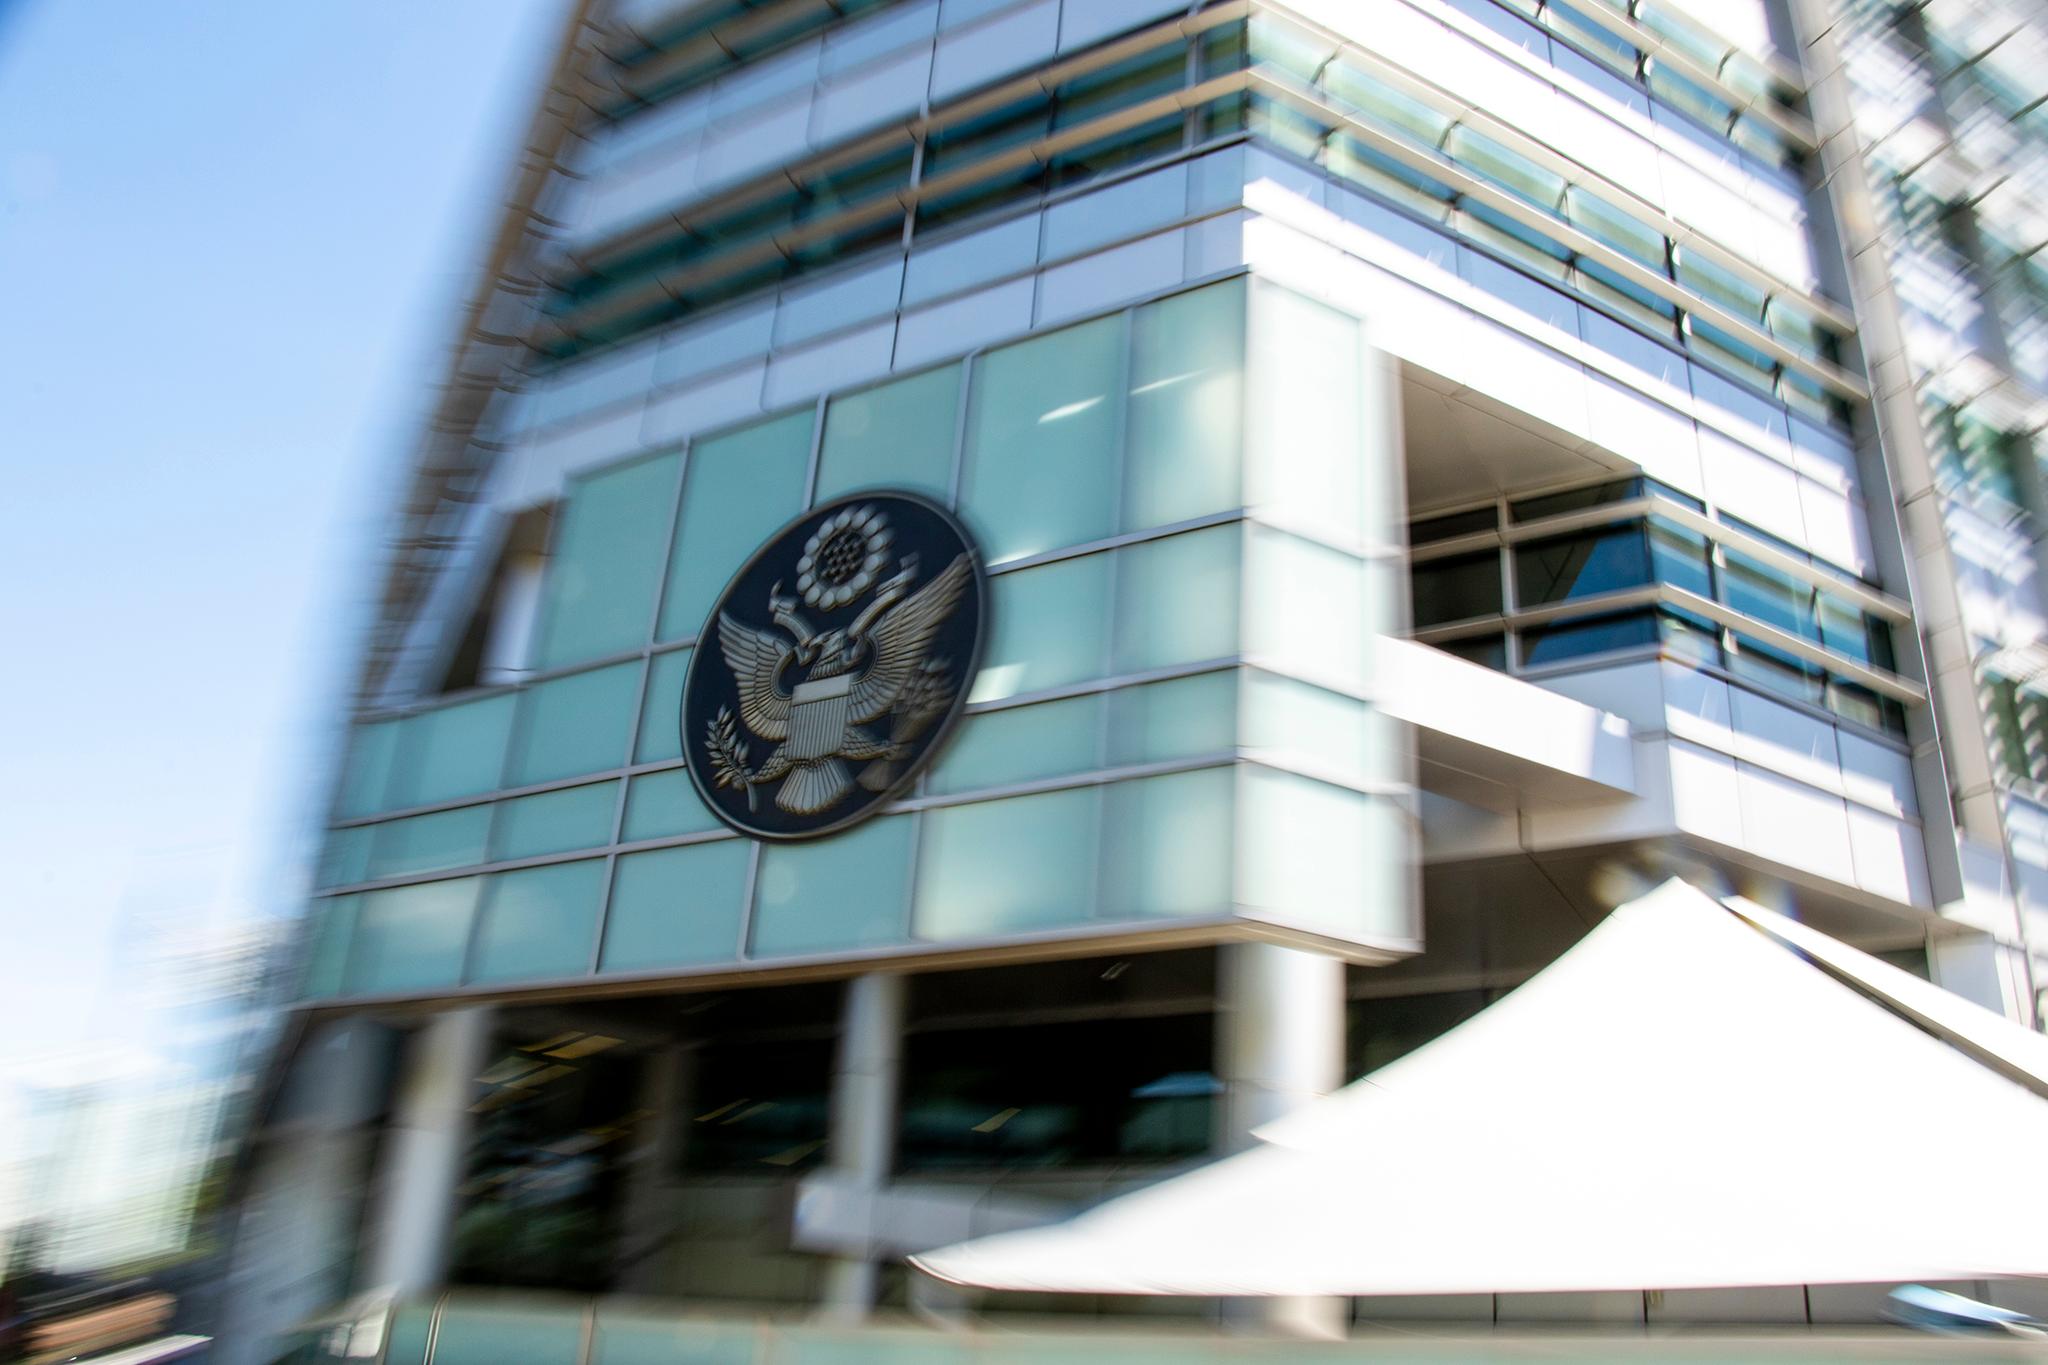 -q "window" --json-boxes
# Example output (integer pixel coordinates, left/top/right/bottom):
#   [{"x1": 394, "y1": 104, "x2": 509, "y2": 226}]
[
  {"x1": 658, "y1": 411, "x2": 812, "y2": 642},
  {"x1": 600, "y1": 840, "x2": 750, "y2": 973},
  {"x1": 1513, "y1": 525, "x2": 1651, "y2": 605},
  {"x1": 530, "y1": 452, "x2": 681, "y2": 671},
  {"x1": 1412, "y1": 551, "x2": 1503, "y2": 627}
]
